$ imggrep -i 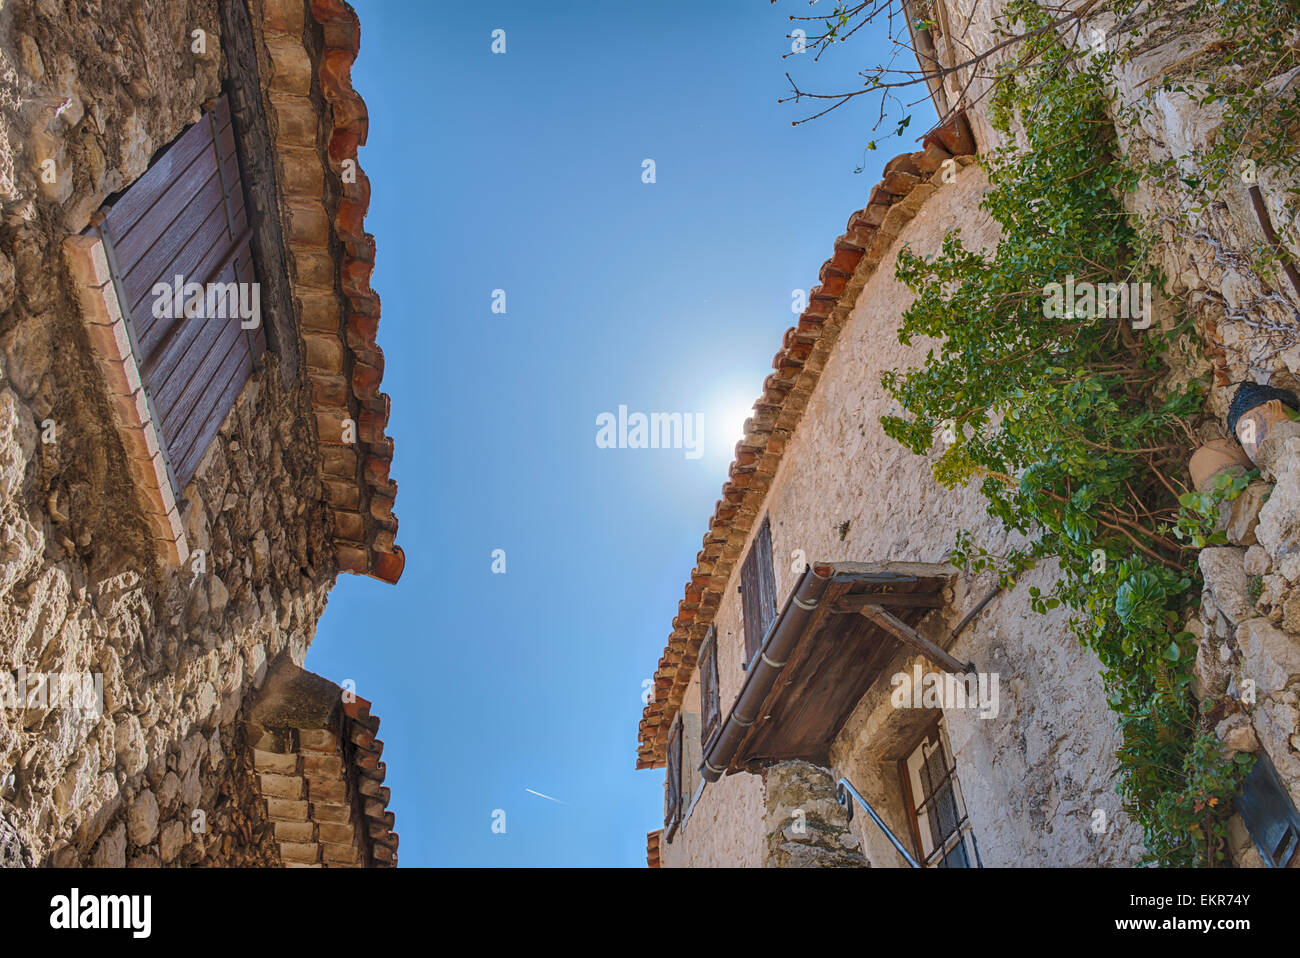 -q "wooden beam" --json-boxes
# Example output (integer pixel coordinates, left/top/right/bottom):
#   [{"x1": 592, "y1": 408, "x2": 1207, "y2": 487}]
[
  {"x1": 831, "y1": 592, "x2": 944, "y2": 612},
  {"x1": 858, "y1": 605, "x2": 972, "y2": 675}
]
